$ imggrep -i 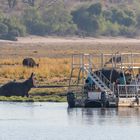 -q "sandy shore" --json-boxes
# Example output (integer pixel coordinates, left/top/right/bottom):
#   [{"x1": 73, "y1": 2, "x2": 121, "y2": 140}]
[
  {"x1": 0, "y1": 36, "x2": 140, "y2": 58},
  {"x1": 1, "y1": 36, "x2": 140, "y2": 44}
]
